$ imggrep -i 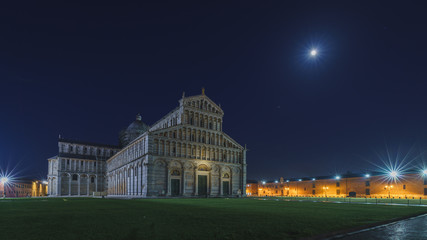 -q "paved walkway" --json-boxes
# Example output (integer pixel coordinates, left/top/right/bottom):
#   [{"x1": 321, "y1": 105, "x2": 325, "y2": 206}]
[{"x1": 331, "y1": 213, "x2": 427, "y2": 240}]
